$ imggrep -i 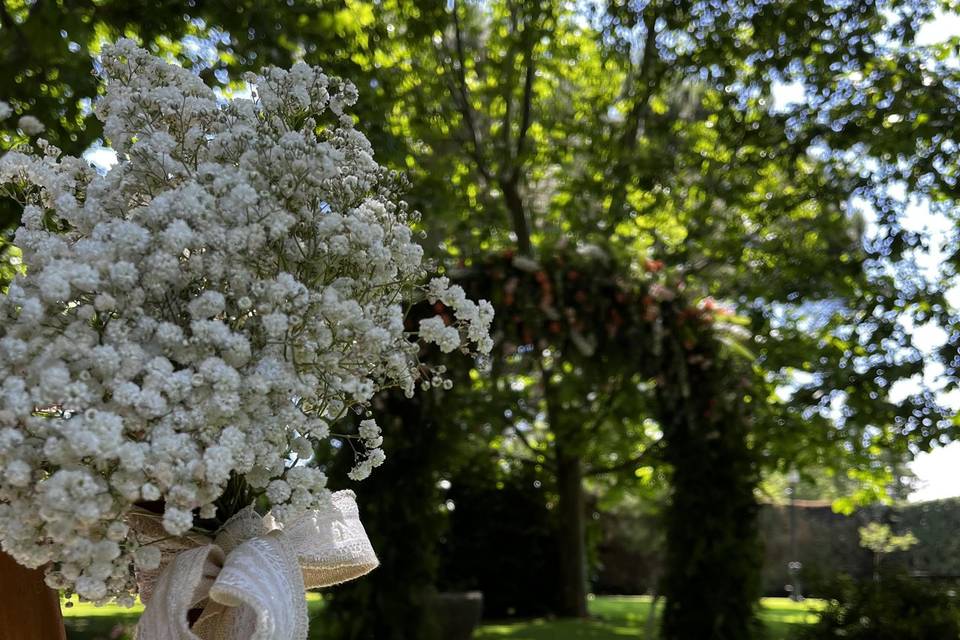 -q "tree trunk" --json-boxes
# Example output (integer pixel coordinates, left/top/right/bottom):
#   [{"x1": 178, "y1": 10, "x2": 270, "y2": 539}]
[
  {"x1": 657, "y1": 310, "x2": 761, "y2": 640},
  {"x1": 555, "y1": 449, "x2": 589, "y2": 618},
  {"x1": 500, "y1": 180, "x2": 532, "y2": 256},
  {"x1": 0, "y1": 551, "x2": 66, "y2": 640}
]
